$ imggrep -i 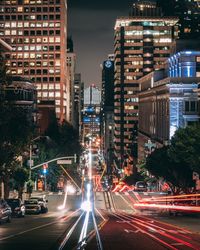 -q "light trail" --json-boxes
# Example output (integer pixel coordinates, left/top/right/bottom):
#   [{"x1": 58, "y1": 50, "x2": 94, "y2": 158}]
[
  {"x1": 133, "y1": 203, "x2": 200, "y2": 213},
  {"x1": 58, "y1": 211, "x2": 85, "y2": 250},
  {"x1": 112, "y1": 212, "x2": 178, "y2": 250},
  {"x1": 113, "y1": 212, "x2": 200, "y2": 250}
]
